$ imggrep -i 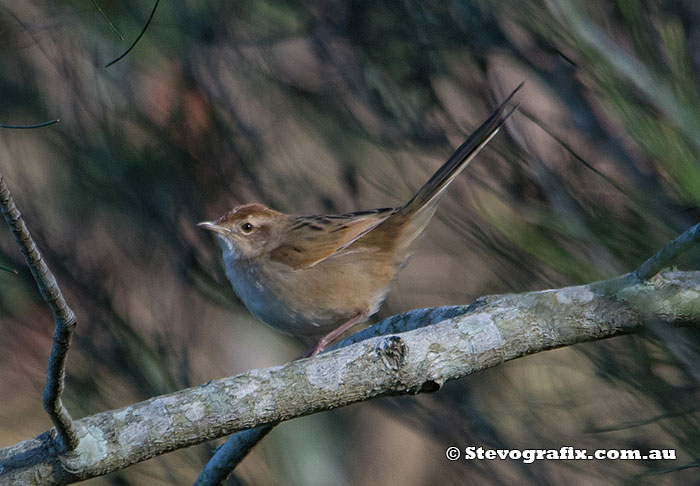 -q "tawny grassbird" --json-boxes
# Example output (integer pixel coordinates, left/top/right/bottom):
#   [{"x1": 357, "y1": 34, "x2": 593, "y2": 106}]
[{"x1": 200, "y1": 85, "x2": 520, "y2": 356}]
